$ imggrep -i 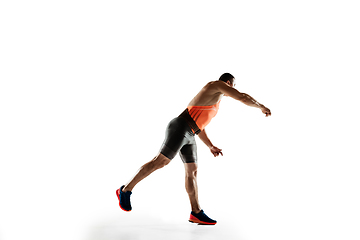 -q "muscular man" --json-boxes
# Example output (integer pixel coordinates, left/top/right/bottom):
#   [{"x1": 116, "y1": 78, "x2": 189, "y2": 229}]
[{"x1": 116, "y1": 73, "x2": 271, "y2": 225}]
